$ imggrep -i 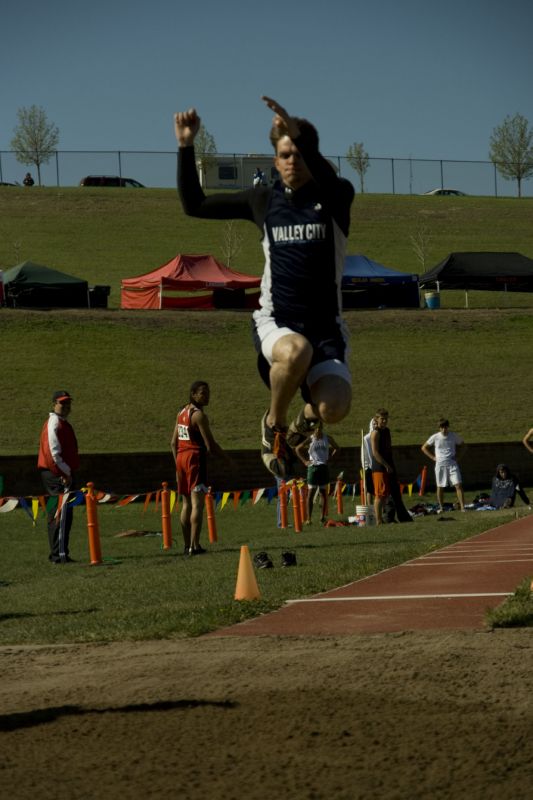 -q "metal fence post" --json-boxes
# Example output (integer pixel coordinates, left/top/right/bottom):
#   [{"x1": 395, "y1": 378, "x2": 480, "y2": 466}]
[{"x1": 239, "y1": 154, "x2": 244, "y2": 189}]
